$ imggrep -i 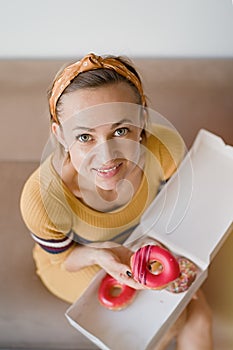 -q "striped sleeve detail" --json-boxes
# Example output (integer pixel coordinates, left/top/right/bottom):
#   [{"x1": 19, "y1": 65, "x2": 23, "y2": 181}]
[{"x1": 30, "y1": 231, "x2": 75, "y2": 254}]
